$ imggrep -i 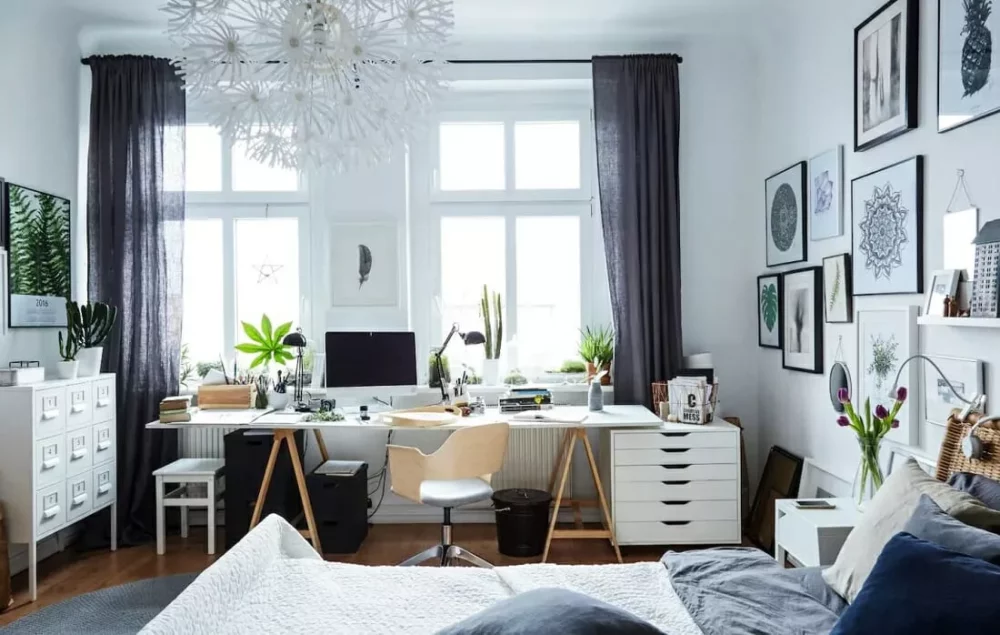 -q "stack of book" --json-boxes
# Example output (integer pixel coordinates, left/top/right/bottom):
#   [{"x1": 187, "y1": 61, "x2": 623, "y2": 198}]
[{"x1": 160, "y1": 396, "x2": 196, "y2": 423}]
